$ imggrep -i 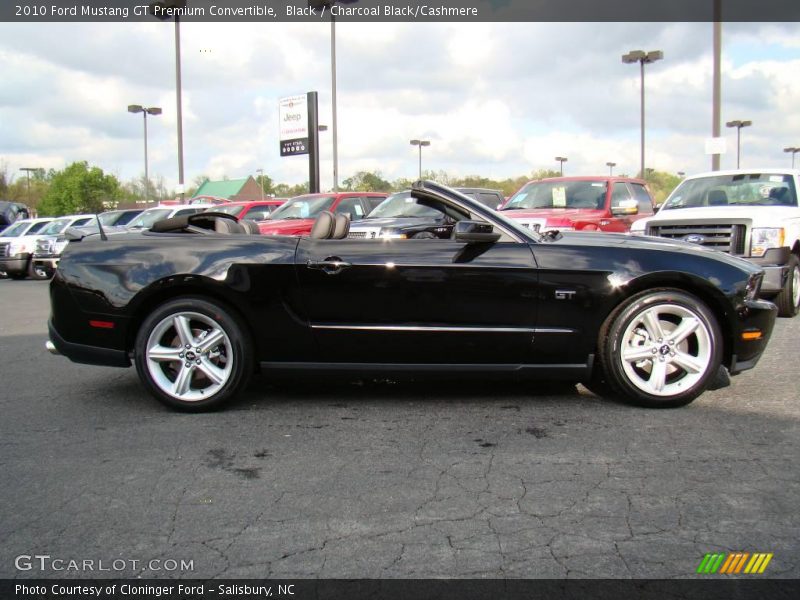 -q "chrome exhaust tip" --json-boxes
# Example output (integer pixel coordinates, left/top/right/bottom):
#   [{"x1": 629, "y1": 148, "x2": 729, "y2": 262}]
[{"x1": 45, "y1": 340, "x2": 60, "y2": 356}]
